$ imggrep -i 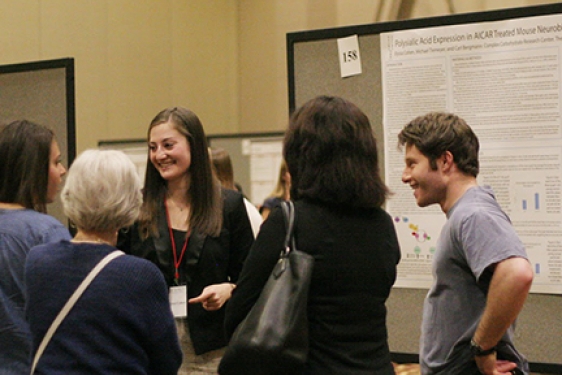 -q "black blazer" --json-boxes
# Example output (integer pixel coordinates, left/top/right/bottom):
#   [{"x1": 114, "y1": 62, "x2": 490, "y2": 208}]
[{"x1": 118, "y1": 188, "x2": 254, "y2": 355}]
